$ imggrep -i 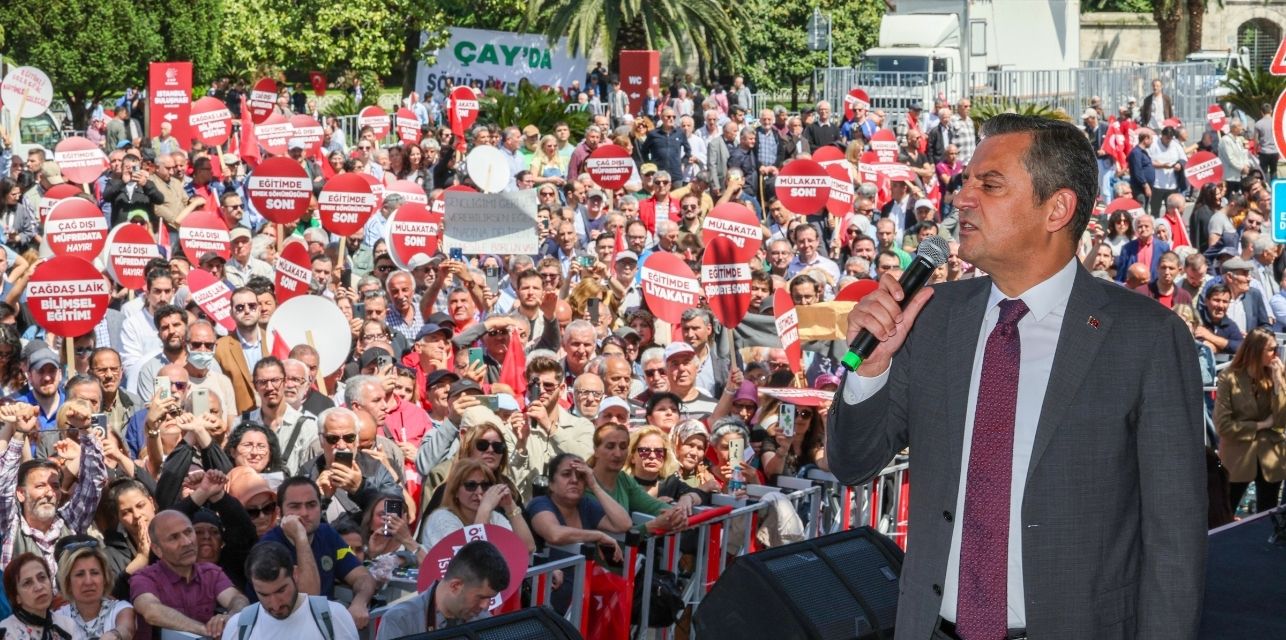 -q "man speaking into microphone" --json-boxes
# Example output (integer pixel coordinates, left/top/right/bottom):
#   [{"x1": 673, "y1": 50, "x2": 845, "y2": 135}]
[{"x1": 827, "y1": 114, "x2": 1205, "y2": 640}]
